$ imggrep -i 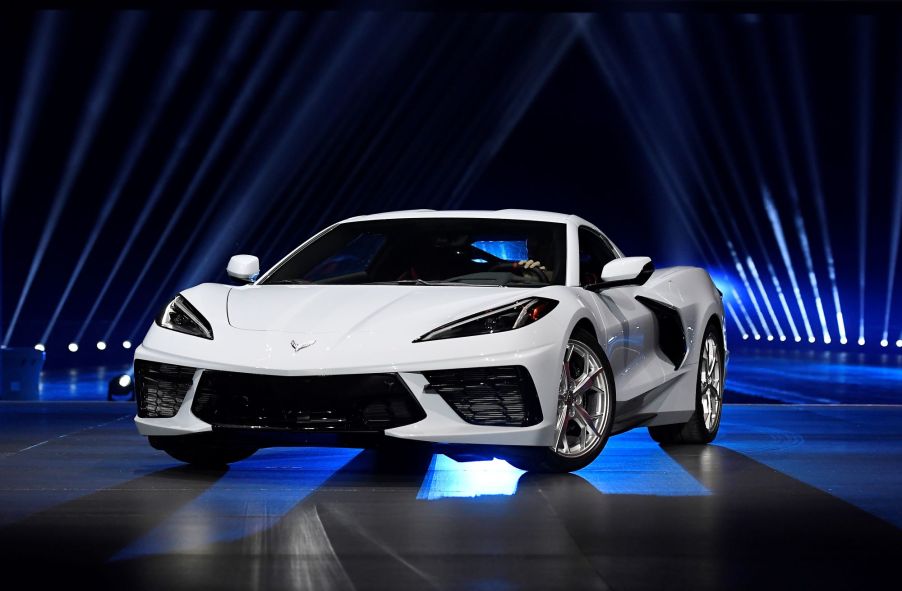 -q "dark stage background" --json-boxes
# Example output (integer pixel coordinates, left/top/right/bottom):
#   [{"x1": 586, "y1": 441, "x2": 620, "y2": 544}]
[{"x1": 2, "y1": 7, "x2": 902, "y2": 393}]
